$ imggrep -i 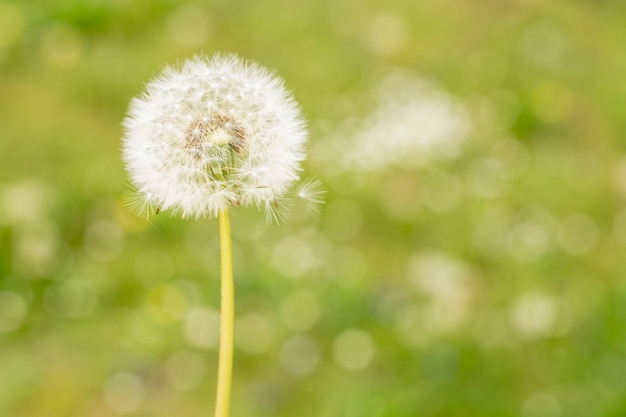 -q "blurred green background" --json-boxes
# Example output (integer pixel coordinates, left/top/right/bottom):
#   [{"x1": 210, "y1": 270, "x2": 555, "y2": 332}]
[{"x1": 2, "y1": 0, "x2": 626, "y2": 416}]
